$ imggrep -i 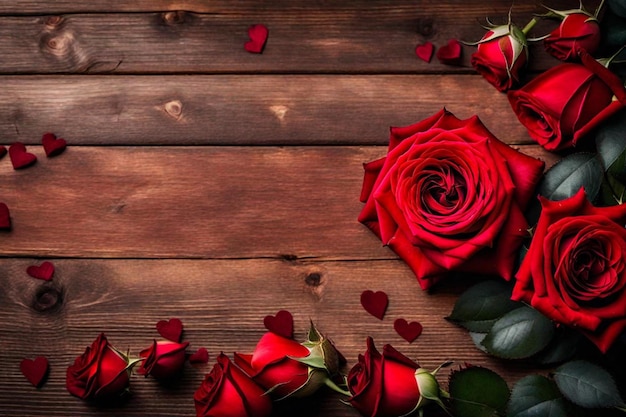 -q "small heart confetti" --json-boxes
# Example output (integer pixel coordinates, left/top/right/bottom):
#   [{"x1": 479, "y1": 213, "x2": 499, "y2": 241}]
[
  {"x1": 156, "y1": 318, "x2": 183, "y2": 342},
  {"x1": 244, "y1": 24, "x2": 269, "y2": 54},
  {"x1": 26, "y1": 261, "x2": 55, "y2": 281},
  {"x1": 360, "y1": 290, "x2": 389, "y2": 320},
  {"x1": 436, "y1": 39, "x2": 462, "y2": 65},
  {"x1": 189, "y1": 347, "x2": 209, "y2": 364},
  {"x1": 20, "y1": 356, "x2": 49, "y2": 387},
  {"x1": 41, "y1": 132, "x2": 67, "y2": 157},
  {"x1": 263, "y1": 310, "x2": 294, "y2": 339},
  {"x1": 9, "y1": 142, "x2": 37, "y2": 170},
  {"x1": 0, "y1": 203, "x2": 11, "y2": 230},
  {"x1": 394, "y1": 318, "x2": 423, "y2": 343},
  {"x1": 415, "y1": 42, "x2": 435, "y2": 63}
]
